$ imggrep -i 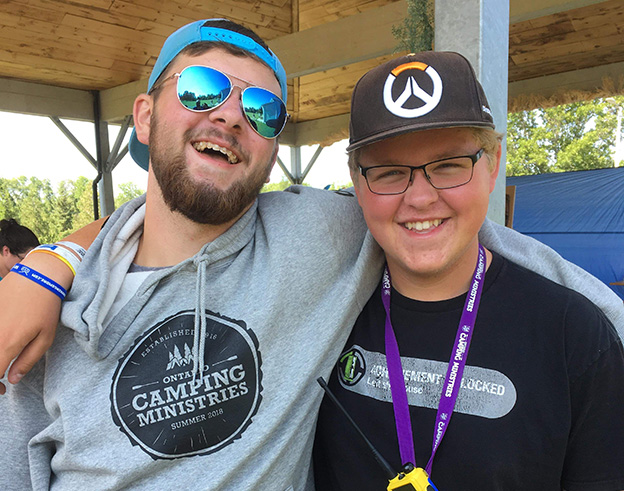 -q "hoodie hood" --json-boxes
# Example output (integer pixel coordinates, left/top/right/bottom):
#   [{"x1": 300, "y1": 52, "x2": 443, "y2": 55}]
[{"x1": 61, "y1": 194, "x2": 259, "y2": 368}]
